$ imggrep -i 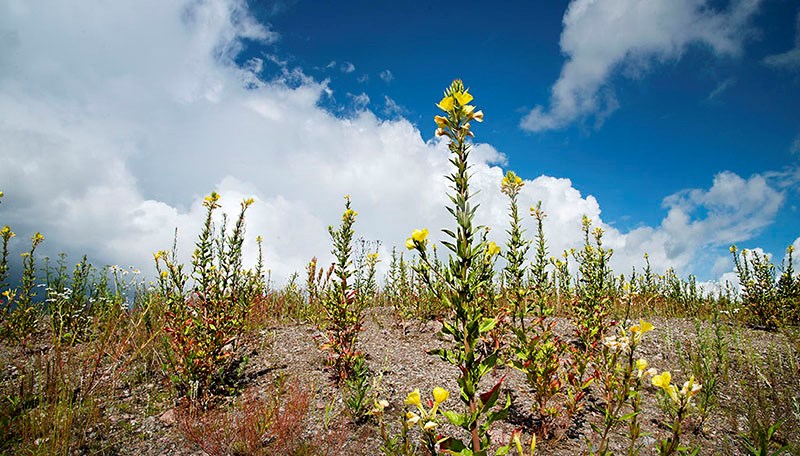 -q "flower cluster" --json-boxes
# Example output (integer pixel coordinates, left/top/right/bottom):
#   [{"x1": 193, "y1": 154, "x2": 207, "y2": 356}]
[
  {"x1": 603, "y1": 319, "x2": 654, "y2": 352},
  {"x1": 434, "y1": 86, "x2": 483, "y2": 140},
  {"x1": 652, "y1": 371, "x2": 702, "y2": 405}
]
